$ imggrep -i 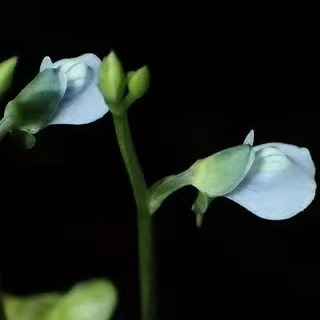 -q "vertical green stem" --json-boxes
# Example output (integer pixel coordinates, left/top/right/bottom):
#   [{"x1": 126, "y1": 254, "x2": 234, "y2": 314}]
[
  {"x1": 0, "y1": 117, "x2": 11, "y2": 320},
  {"x1": 112, "y1": 113, "x2": 156, "y2": 320}
]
